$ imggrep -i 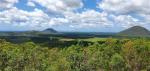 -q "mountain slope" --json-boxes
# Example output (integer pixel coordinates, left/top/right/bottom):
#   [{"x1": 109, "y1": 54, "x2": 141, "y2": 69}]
[
  {"x1": 42, "y1": 28, "x2": 57, "y2": 33},
  {"x1": 118, "y1": 26, "x2": 150, "y2": 36}
]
